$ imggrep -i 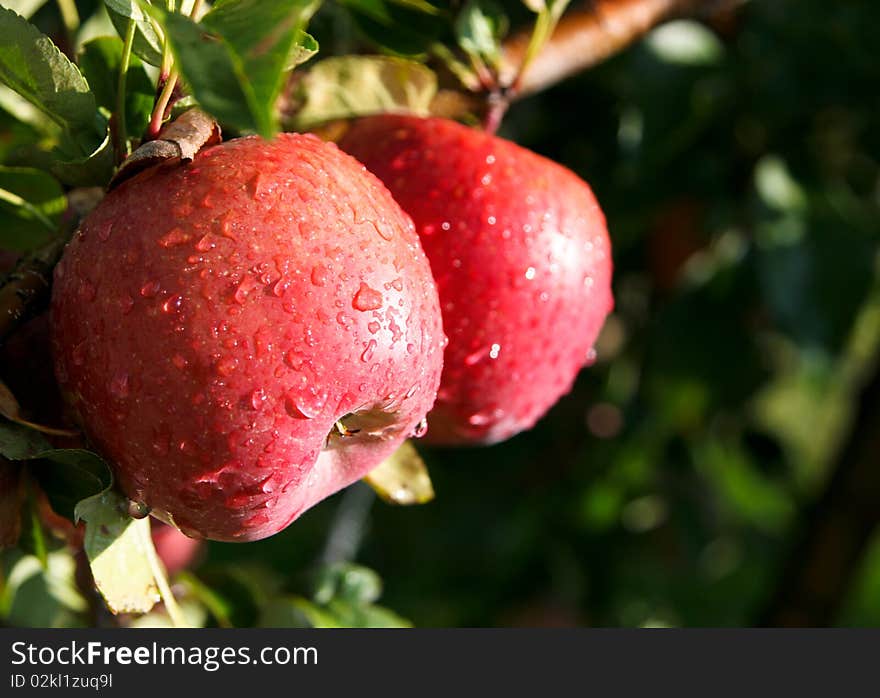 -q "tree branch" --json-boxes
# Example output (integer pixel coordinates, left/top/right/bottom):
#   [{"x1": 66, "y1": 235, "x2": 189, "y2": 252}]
[
  {"x1": 430, "y1": 0, "x2": 735, "y2": 120},
  {"x1": 501, "y1": 0, "x2": 695, "y2": 97}
]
